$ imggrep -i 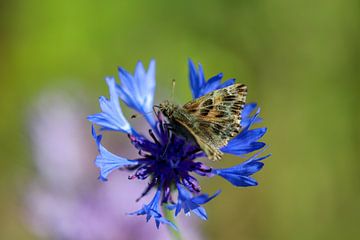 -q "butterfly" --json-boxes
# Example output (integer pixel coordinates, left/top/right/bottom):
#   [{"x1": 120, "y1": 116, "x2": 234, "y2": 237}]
[{"x1": 158, "y1": 83, "x2": 247, "y2": 160}]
